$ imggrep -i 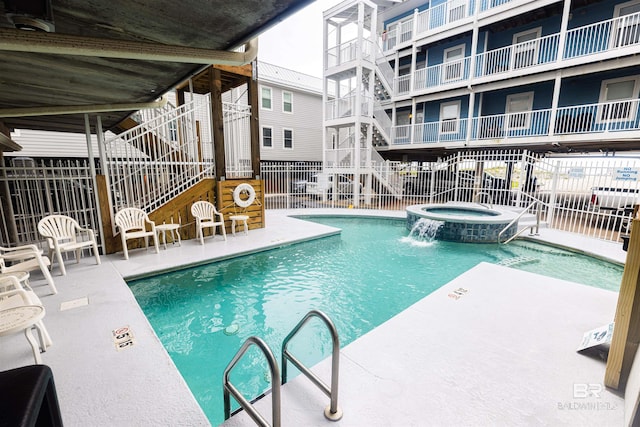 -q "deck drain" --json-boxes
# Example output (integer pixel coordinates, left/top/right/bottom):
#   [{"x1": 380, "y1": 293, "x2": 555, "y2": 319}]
[
  {"x1": 112, "y1": 325, "x2": 136, "y2": 350},
  {"x1": 60, "y1": 297, "x2": 89, "y2": 311}
]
